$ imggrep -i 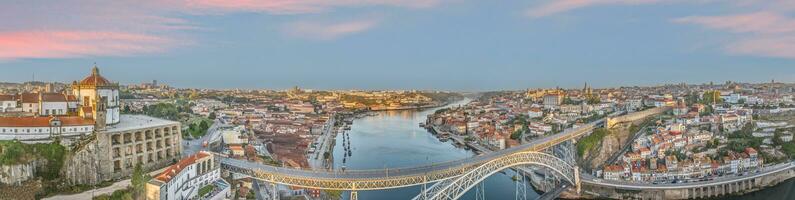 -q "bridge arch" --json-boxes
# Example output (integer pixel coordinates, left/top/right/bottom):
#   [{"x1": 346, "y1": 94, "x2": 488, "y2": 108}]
[{"x1": 424, "y1": 151, "x2": 576, "y2": 200}]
